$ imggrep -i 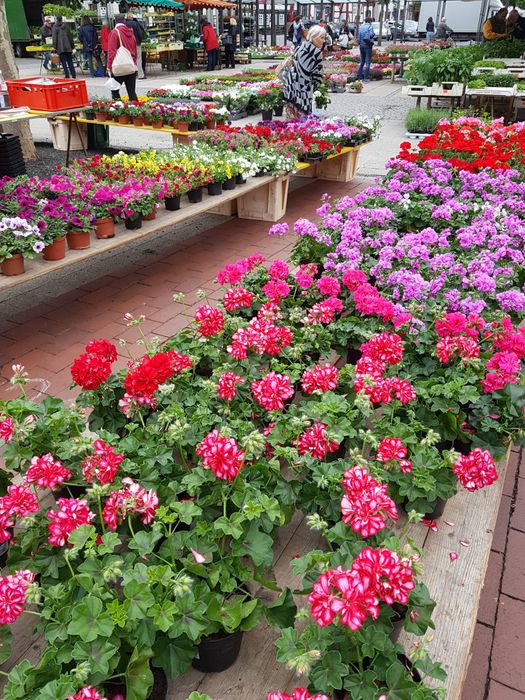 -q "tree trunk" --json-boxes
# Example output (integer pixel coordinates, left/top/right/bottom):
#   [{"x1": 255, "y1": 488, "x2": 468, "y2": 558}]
[{"x1": 0, "y1": 0, "x2": 37, "y2": 161}]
